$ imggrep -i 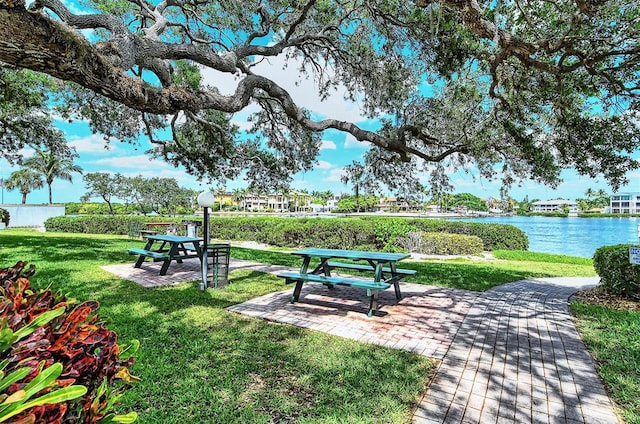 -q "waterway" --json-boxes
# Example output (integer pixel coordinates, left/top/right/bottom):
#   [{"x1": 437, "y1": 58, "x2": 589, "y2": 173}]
[{"x1": 456, "y1": 216, "x2": 640, "y2": 258}]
